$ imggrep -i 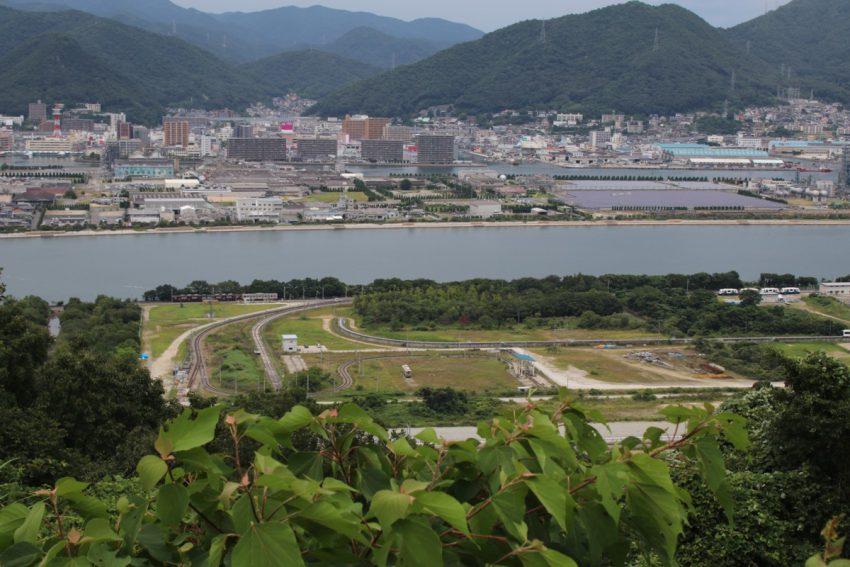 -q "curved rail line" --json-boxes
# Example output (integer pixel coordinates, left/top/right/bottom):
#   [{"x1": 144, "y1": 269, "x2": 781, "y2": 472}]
[
  {"x1": 187, "y1": 299, "x2": 350, "y2": 395},
  {"x1": 334, "y1": 318, "x2": 847, "y2": 350},
  {"x1": 251, "y1": 298, "x2": 353, "y2": 392}
]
